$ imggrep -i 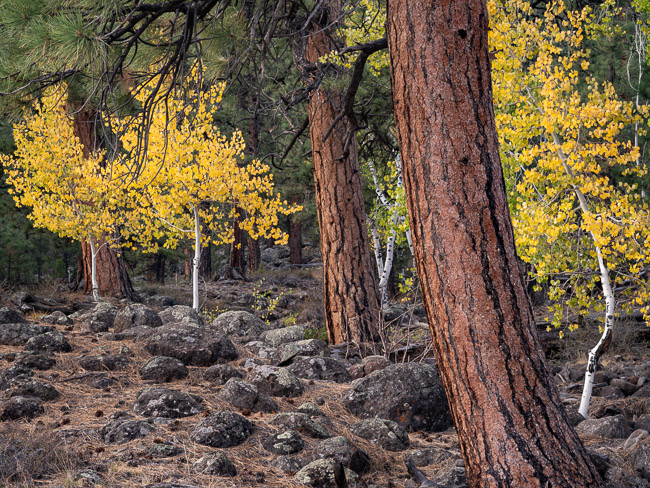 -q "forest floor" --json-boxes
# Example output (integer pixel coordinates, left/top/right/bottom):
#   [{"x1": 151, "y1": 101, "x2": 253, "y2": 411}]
[{"x1": 0, "y1": 248, "x2": 649, "y2": 488}]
